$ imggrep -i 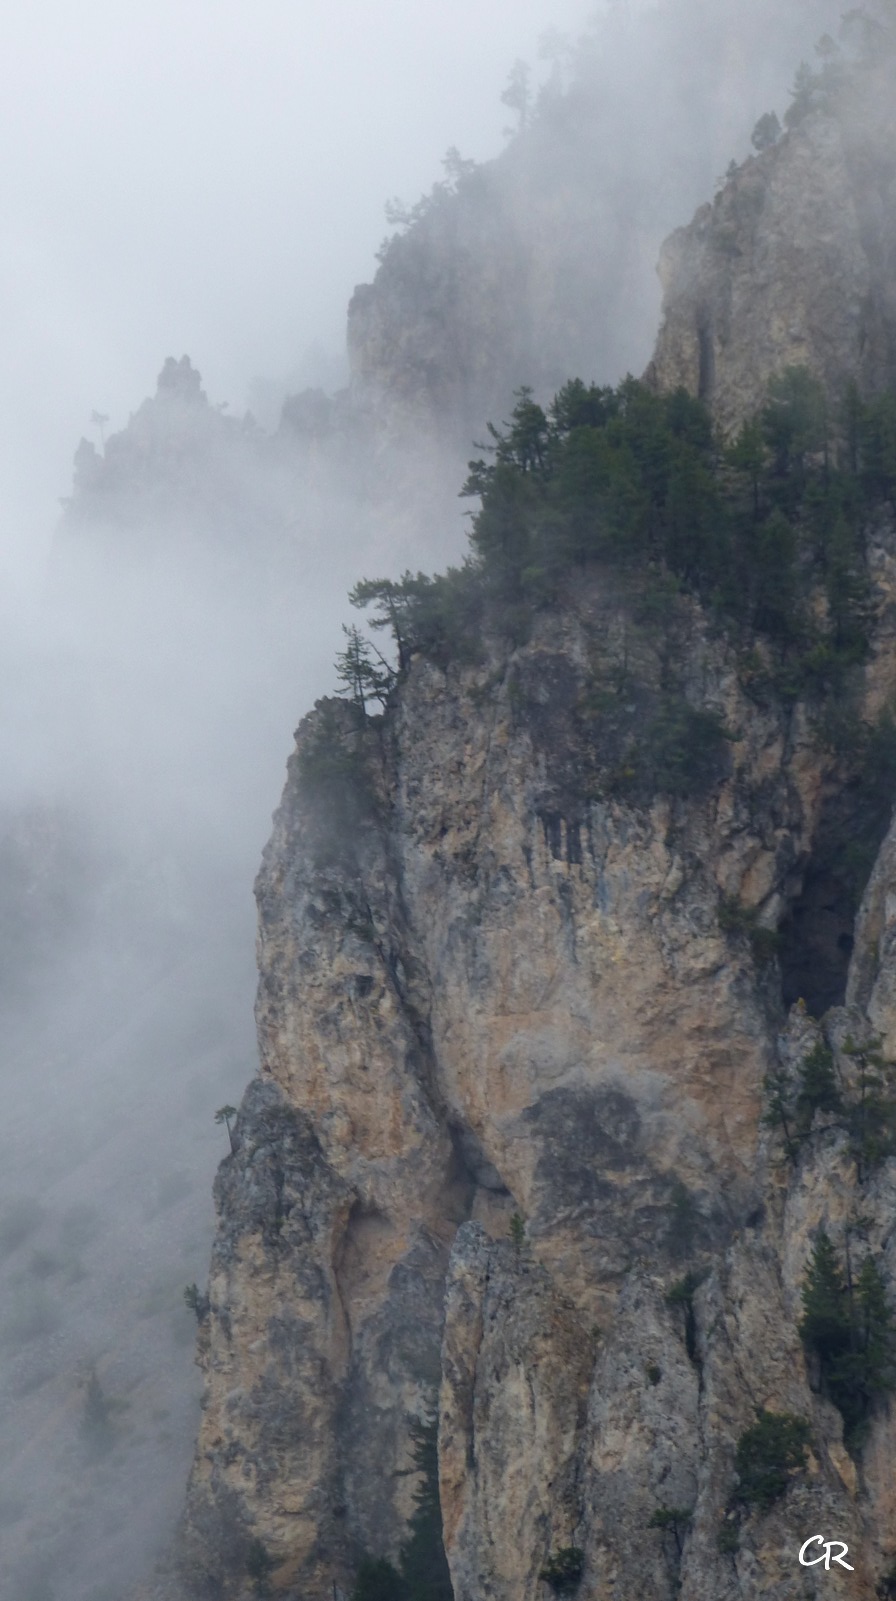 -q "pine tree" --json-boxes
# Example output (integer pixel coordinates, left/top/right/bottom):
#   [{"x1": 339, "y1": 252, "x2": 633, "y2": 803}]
[
  {"x1": 398, "y1": 1419, "x2": 453, "y2": 1601},
  {"x1": 842, "y1": 1035, "x2": 896, "y2": 1179},
  {"x1": 855, "y1": 1256, "x2": 893, "y2": 1399},
  {"x1": 796, "y1": 1043, "x2": 843, "y2": 1126},
  {"x1": 335, "y1": 625, "x2": 393, "y2": 714},
  {"x1": 351, "y1": 1558, "x2": 408, "y2": 1601},
  {"x1": 800, "y1": 1230, "x2": 849, "y2": 1357},
  {"x1": 762, "y1": 1067, "x2": 800, "y2": 1158},
  {"x1": 800, "y1": 1230, "x2": 894, "y2": 1448}
]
